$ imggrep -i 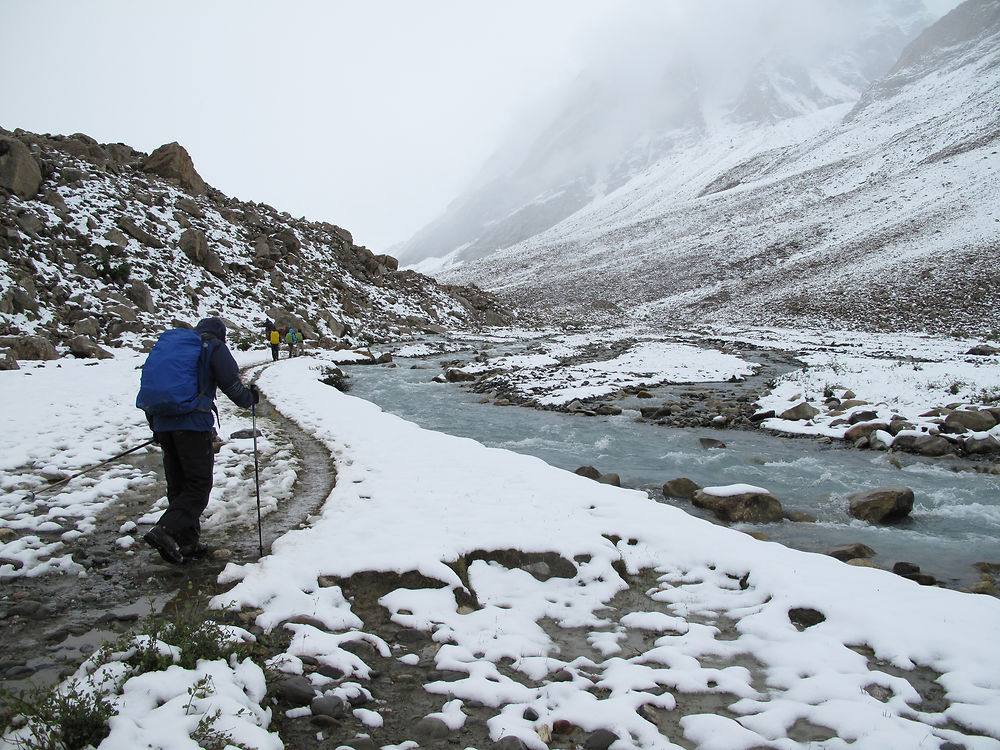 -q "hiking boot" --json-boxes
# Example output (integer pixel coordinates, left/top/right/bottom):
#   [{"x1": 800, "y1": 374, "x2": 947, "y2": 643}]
[
  {"x1": 179, "y1": 540, "x2": 210, "y2": 561},
  {"x1": 143, "y1": 525, "x2": 183, "y2": 565}
]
